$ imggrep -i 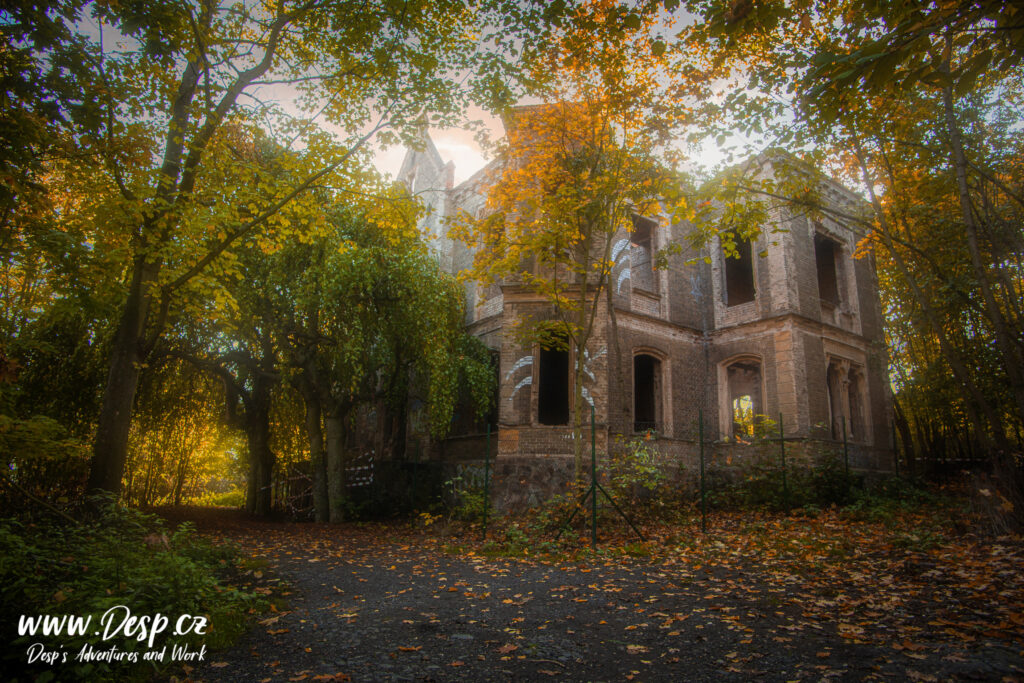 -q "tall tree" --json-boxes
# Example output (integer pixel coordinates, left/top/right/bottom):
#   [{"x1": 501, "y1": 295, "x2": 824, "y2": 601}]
[
  {"x1": 287, "y1": 207, "x2": 492, "y2": 521},
  {"x1": 452, "y1": 0, "x2": 693, "y2": 478},
  {"x1": 4, "y1": 0, "x2": 553, "y2": 495},
  {"x1": 679, "y1": 0, "x2": 1024, "y2": 456}
]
